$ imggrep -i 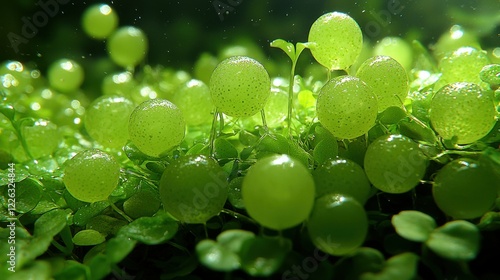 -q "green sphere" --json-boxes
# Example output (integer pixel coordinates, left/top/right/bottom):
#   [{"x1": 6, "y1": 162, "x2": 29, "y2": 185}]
[
  {"x1": 128, "y1": 99, "x2": 185, "y2": 157},
  {"x1": 430, "y1": 82, "x2": 496, "y2": 144},
  {"x1": 47, "y1": 59, "x2": 84, "y2": 93},
  {"x1": 242, "y1": 154, "x2": 315, "y2": 230},
  {"x1": 308, "y1": 12, "x2": 363, "y2": 71},
  {"x1": 307, "y1": 194, "x2": 368, "y2": 256},
  {"x1": 364, "y1": 134, "x2": 427, "y2": 193},
  {"x1": 107, "y1": 26, "x2": 148, "y2": 68},
  {"x1": 159, "y1": 155, "x2": 228, "y2": 224},
  {"x1": 63, "y1": 149, "x2": 120, "y2": 203},
  {"x1": 209, "y1": 56, "x2": 270, "y2": 118},
  {"x1": 85, "y1": 96, "x2": 135, "y2": 149},
  {"x1": 82, "y1": 4, "x2": 119, "y2": 39},
  {"x1": 316, "y1": 75, "x2": 378, "y2": 139},
  {"x1": 433, "y1": 158, "x2": 499, "y2": 219}
]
